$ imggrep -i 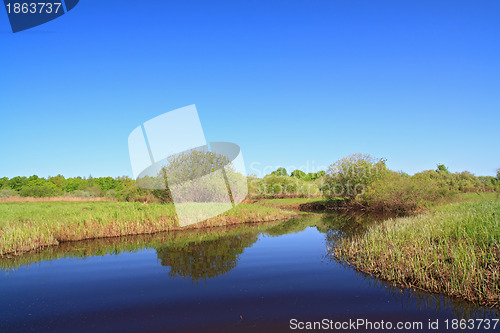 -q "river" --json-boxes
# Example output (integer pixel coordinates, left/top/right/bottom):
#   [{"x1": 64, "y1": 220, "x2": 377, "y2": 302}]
[{"x1": 0, "y1": 213, "x2": 498, "y2": 332}]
